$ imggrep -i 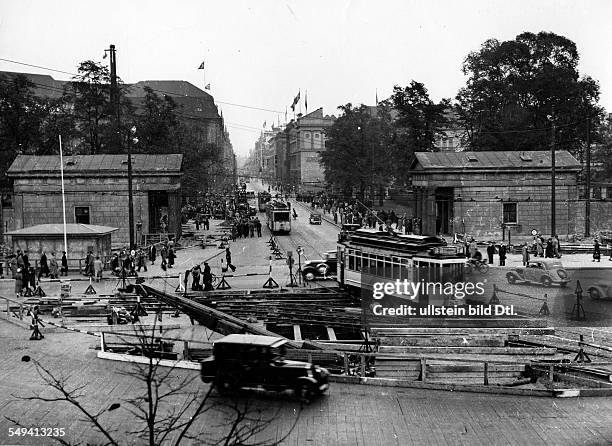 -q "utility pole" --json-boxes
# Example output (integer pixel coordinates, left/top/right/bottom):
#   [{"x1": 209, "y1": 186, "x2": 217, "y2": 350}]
[
  {"x1": 108, "y1": 44, "x2": 134, "y2": 250},
  {"x1": 585, "y1": 115, "x2": 591, "y2": 237},
  {"x1": 550, "y1": 115, "x2": 556, "y2": 237}
]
